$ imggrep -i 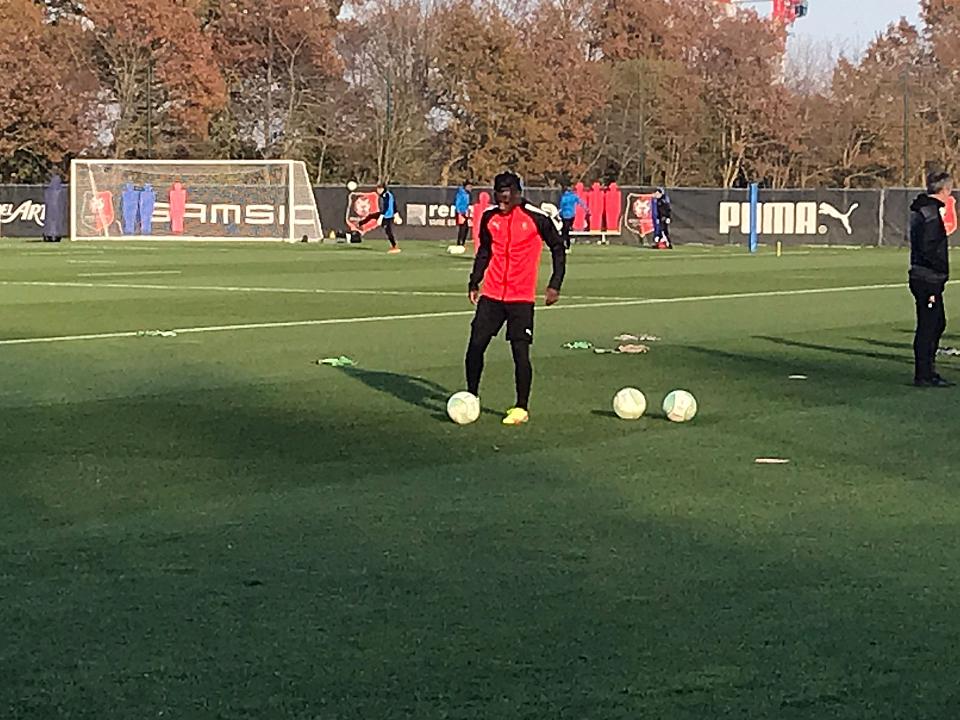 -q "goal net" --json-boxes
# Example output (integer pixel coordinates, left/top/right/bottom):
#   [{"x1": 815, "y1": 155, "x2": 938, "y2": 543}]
[{"x1": 70, "y1": 159, "x2": 323, "y2": 242}]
